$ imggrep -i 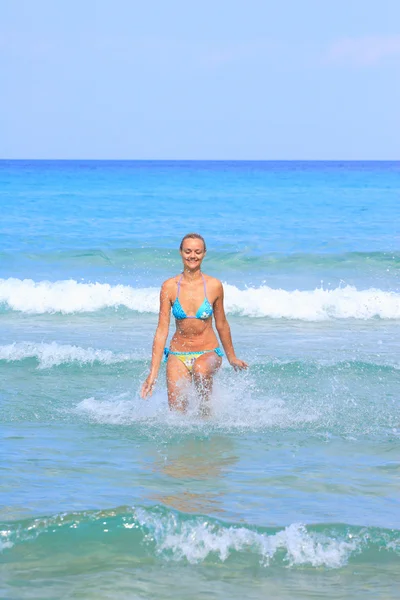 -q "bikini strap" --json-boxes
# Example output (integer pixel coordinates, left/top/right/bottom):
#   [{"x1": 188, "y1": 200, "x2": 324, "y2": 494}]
[
  {"x1": 177, "y1": 274, "x2": 183, "y2": 298},
  {"x1": 201, "y1": 273, "x2": 208, "y2": 299}
]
